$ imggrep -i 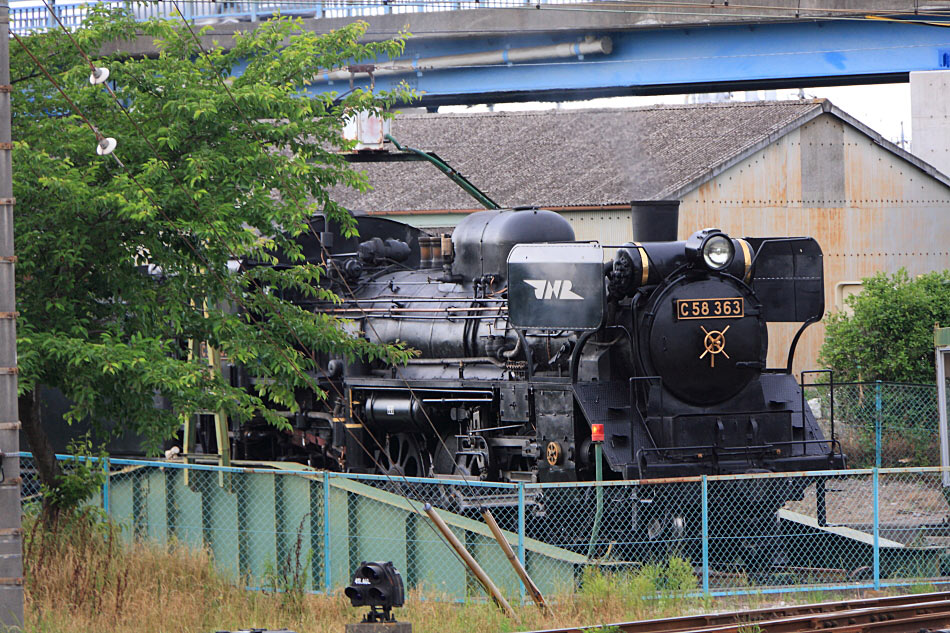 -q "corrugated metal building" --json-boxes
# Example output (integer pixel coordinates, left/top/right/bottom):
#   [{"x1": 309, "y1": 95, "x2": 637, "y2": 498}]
[{"x1": 331, "y1": 100, "x2": 950, "y2": 373}]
